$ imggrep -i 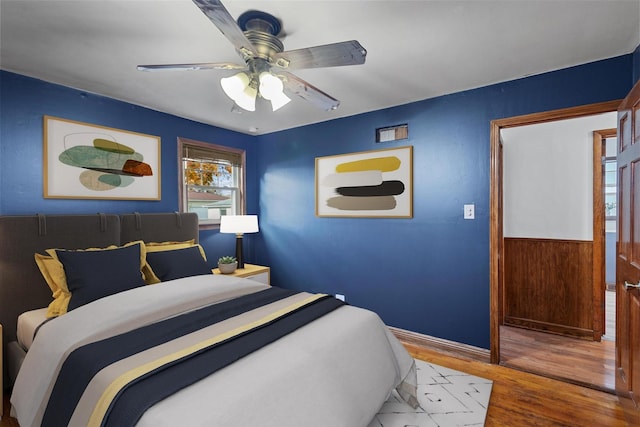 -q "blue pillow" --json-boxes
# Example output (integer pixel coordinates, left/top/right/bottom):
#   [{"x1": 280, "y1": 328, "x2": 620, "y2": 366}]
[
  {"x1": 145, "y1": 246, "x2": 211, "y2": 282},
  {"x1": 55, "y1": 243, "x2": 146, "y2": 311}
]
